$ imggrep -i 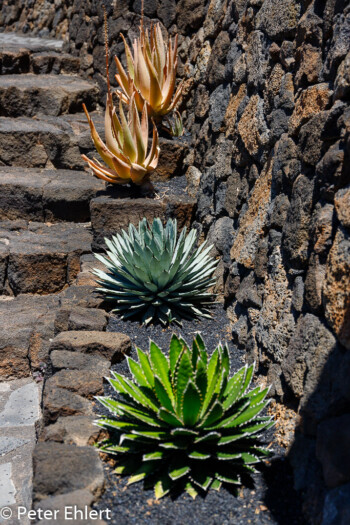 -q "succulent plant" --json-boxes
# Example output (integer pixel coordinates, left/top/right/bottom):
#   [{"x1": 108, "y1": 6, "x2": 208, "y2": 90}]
[
  {"x1": 115, "y1": 21, "x2": 183, "y2": 119},
  {"x1": 82, "y1": 93, "x2": 160, "y2": 187},
  {"x1": 163, "y1": 110, "x2": 184, "y2": 137},
  {"x1": 93, "y1": 218, "x2": 217, "y2": 326},
  {"x1": 95, "y1": 334, "x2": 274, "y2": 499}
]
